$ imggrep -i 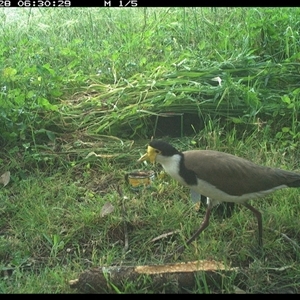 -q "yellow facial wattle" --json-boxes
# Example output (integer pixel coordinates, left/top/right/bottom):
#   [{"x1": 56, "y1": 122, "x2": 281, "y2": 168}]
[{"x1": 138, "y1": 146, "x2": 158, "y2": 163}]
